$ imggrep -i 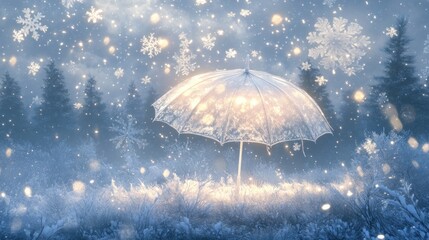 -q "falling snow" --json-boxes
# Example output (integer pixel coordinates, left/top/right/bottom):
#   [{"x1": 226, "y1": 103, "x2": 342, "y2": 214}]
[
  {"x1": 225, "y1": 48, "x2": 237, "y2": 59},
  {"x1": 141, "y1": 75, "x2": 151, "y2": 85},
  {"x1": 61, "y1": 0, "x2": 83, "y2": 9},
  {"x1": 201, "y1": 33, "x2": 216, "y2": 51},
  {"x1": 114, "y1": 68, "x2": 124, "y2": 79},
  {"x1": 385, "y1": 27, "x2": 398, "y2": 38},
  {"x1": 424, "y1": 35, "x2": 429, "y2": 54},
  {"x1": 301, "y1": 61, "x2": 312, "y2": 71},
  {"x1": 86, "y1": 6, "x2": 103, "y2": 23},
  {"x1": 315, "y1": 75, "x2": 328, "y2": 86},
  {"x1": 27, "y1": 62, "x2": 40, "y2": 76}
]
